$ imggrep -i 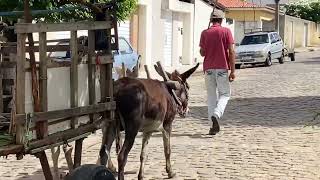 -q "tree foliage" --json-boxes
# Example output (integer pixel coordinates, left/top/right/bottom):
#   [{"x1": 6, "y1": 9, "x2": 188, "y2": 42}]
[
  {"x1": 0, "y1": 0, "x2": 138, "y2": 22},
  {"x1": 285, "y1": 1, "x2": 320, "y2": 23}
]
